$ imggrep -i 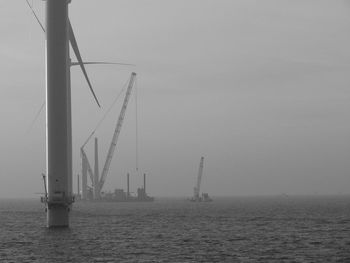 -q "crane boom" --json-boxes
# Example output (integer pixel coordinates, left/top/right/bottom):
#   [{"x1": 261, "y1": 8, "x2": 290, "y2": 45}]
[
  {"x1": 194, "y1": 157, "x2": 204, "y2": 199},
  {"x1": 80, "y1": 148, "x2": 94, "y2": 184},
  {"x1": 98, "y1": 72, "x2": 136, "y2": 191}
]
